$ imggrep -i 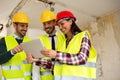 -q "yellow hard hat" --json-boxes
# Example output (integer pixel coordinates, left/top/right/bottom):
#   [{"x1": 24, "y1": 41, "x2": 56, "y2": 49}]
[
  {"x1": 13, "y1": 12, "x2": 29, "y2": 24},
  {"x1": 40, "y1": 10, "x2": 56, "y2": 23}
]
